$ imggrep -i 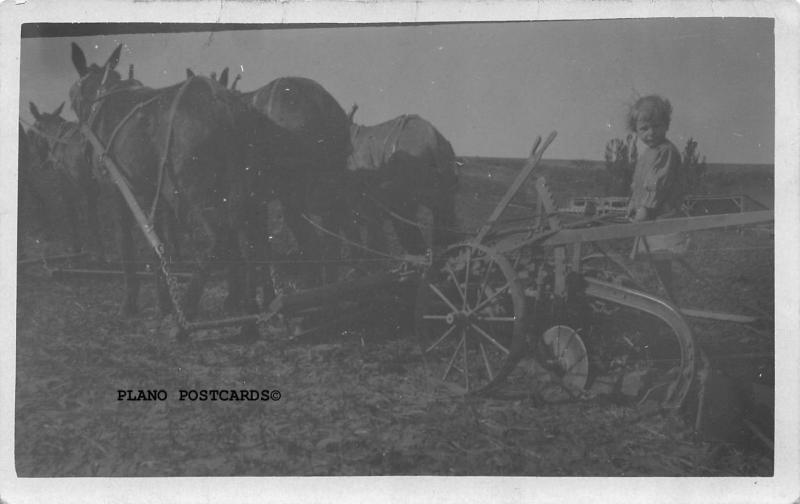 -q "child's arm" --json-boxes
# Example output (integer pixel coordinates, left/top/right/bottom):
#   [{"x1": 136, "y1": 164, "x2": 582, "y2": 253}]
[{"x1": 632, "y1": 146, "x2": 680, "y2": 219}]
